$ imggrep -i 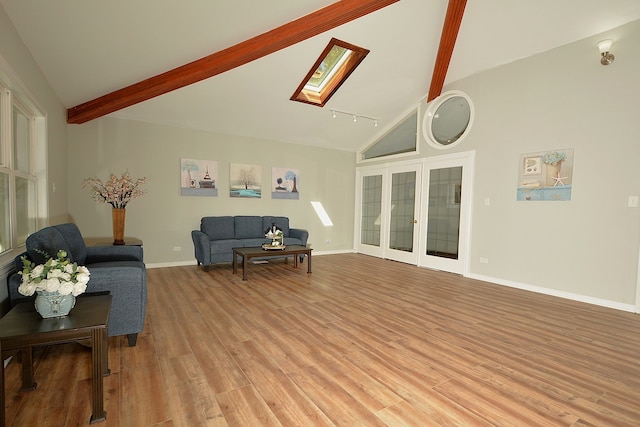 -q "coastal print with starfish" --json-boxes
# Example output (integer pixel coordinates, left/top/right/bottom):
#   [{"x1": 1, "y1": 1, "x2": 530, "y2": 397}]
[{"x1": 517, "y1": 148, "x2": 574, "y2": 201}]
